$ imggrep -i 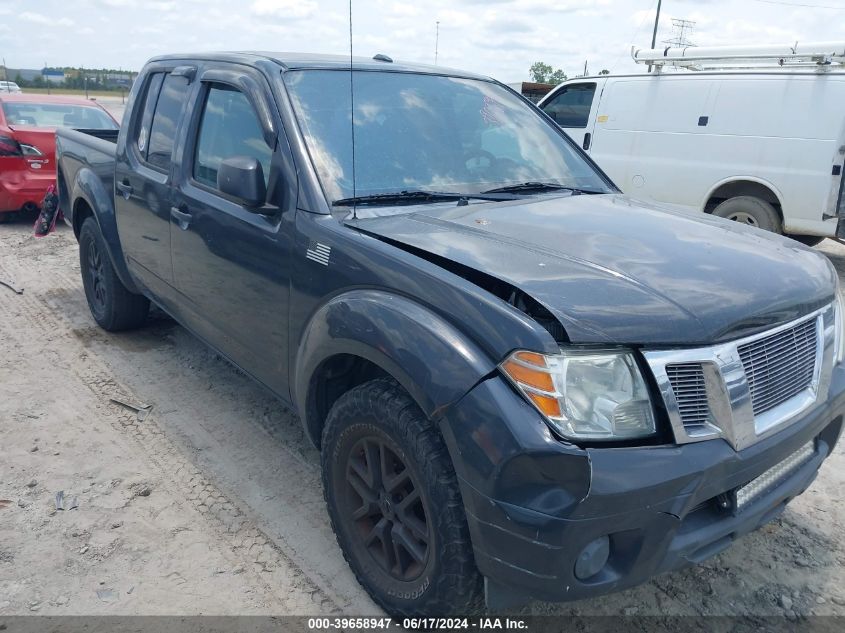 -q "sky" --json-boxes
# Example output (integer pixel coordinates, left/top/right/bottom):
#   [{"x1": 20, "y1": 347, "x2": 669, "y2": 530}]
[{"x1": 0, "y1": 0, "x2": 843, "y2": 80}]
